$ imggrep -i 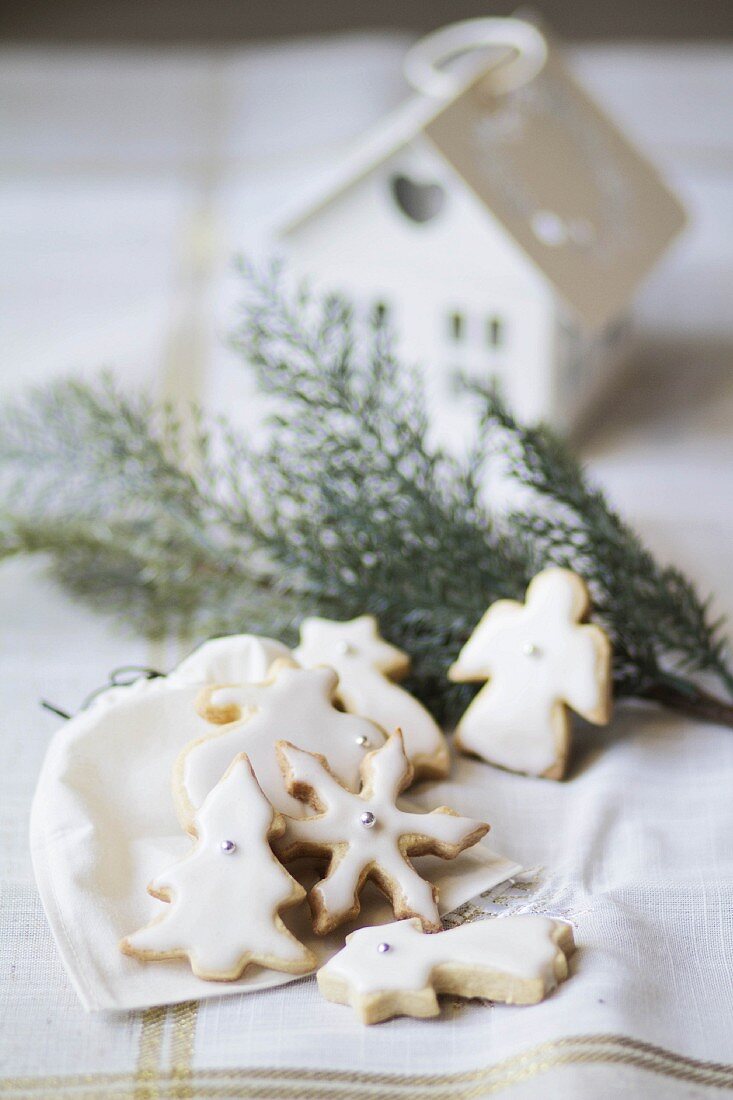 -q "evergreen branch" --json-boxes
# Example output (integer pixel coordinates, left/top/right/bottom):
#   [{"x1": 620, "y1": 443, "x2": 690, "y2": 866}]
[
  {"x1": 467, "y1": 379, "x2": 733, "y2": 703},
  {"x1": 228, "y1": 264, "x2": 534, "y2": 720},
  {"x1": 0, "y1": 375, "x2": 301, "y2": 639},
  {"x1": 1, "y1": 265, "x2": 732, "y2": 731}
]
